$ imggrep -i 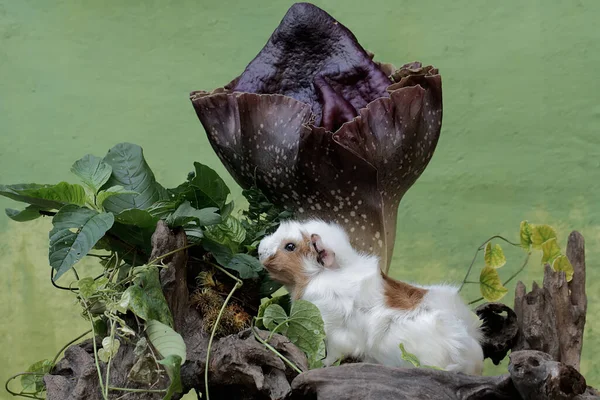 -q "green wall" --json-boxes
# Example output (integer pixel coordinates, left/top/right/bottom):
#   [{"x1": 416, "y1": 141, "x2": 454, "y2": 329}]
[{"x1": 1, "y1": 0, "x2": 599, "y2": 396}]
